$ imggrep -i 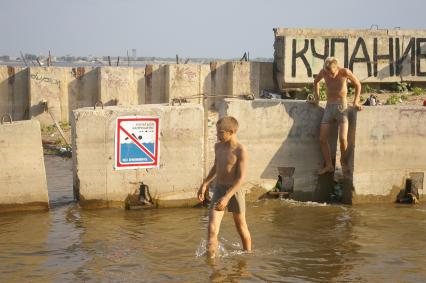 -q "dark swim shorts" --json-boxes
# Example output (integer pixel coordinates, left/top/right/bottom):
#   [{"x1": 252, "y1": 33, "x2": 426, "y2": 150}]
[{"x1": 210, "y1": 184, "x2": 245, "y2": 213}]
